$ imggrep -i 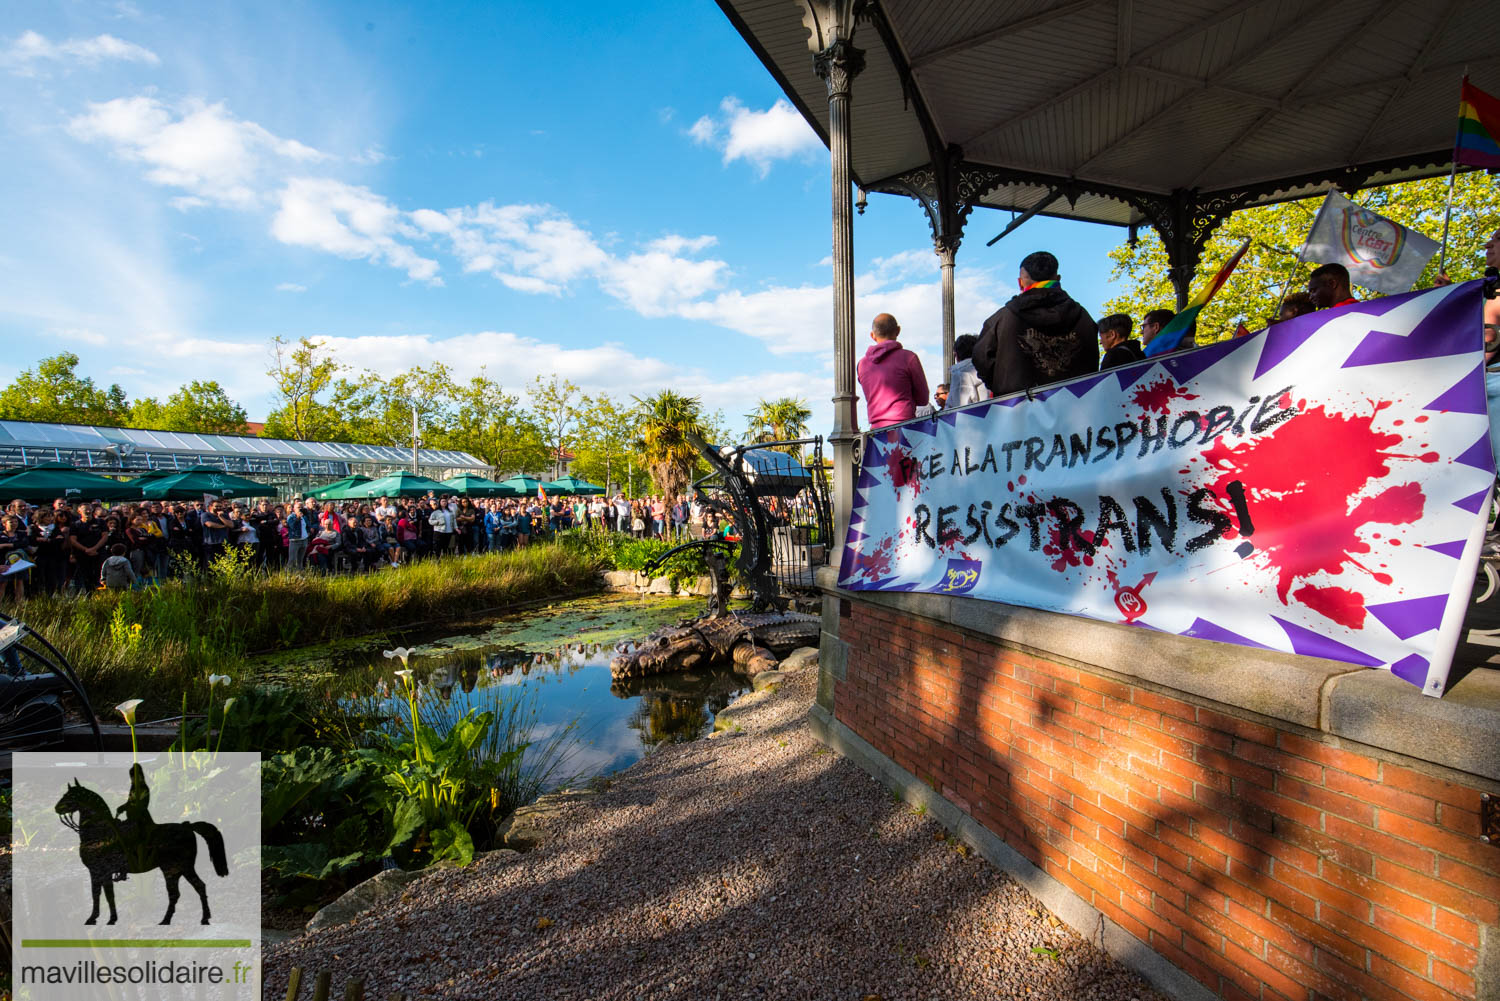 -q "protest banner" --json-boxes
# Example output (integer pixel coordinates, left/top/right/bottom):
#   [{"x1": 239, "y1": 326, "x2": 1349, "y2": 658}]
[
  {"x1": 839, "y1": 282, "x2": 1491, "y2": 696},
  {"x1": 1300, "y1": 190, "x2": 1440, "y2": 294}
]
